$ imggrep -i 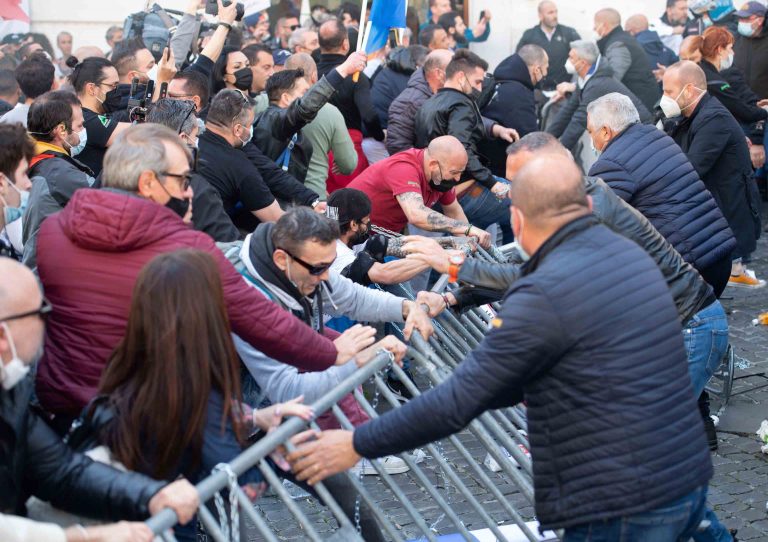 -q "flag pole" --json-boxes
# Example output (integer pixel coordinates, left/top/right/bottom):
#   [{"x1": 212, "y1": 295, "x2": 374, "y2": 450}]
[{"x1": 352, "y1": 0, "x2": 369, "y2": 82}]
